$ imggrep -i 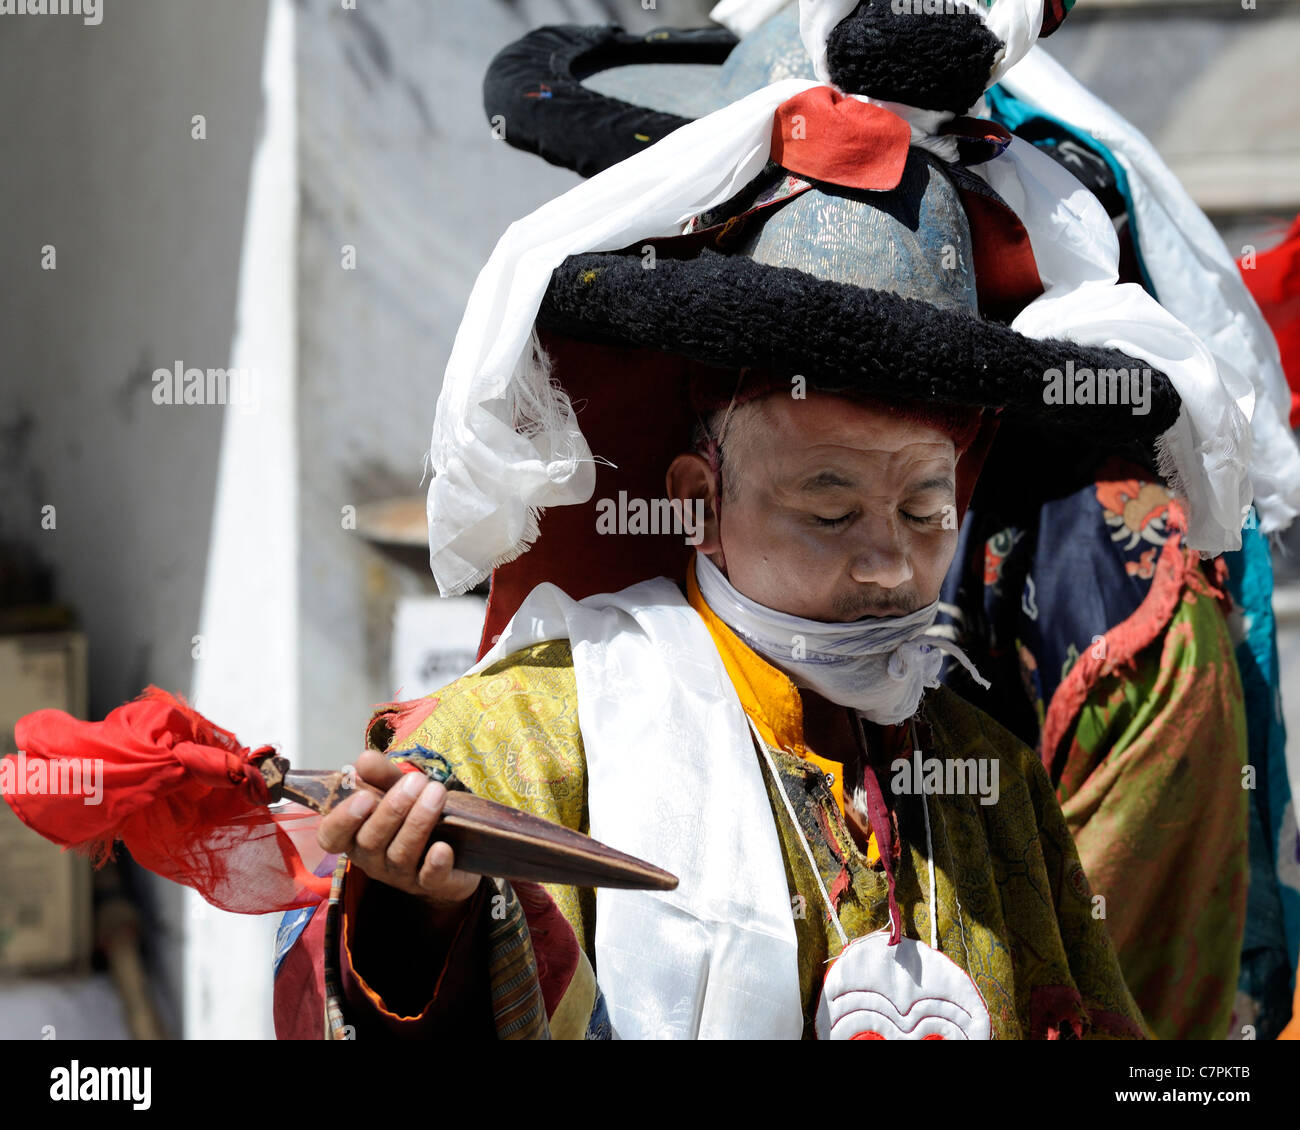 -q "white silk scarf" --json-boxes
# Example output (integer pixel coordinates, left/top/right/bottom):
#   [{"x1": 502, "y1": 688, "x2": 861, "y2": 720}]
[
  {"x1": 993, "y1": 45, "x2": 1300, "y2": 536},
  {"x1": 465, "y1": 579, "x2": 804, "y2": 1040},
  {"x1": 693, "y1": 551, "x2": 990, "y2": 724}
]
